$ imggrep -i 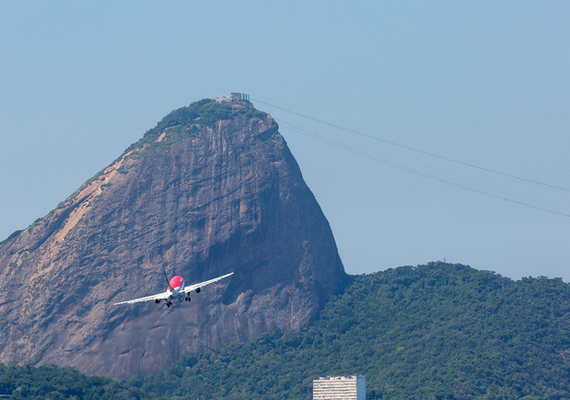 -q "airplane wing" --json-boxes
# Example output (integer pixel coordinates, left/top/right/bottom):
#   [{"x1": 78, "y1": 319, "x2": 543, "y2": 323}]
[
  {"x1": 114, "y1": 290, "x2": 171, "y2": 305},
  {"x1": 183, "y1": 272, "x2": 234, "y2": 294}
]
